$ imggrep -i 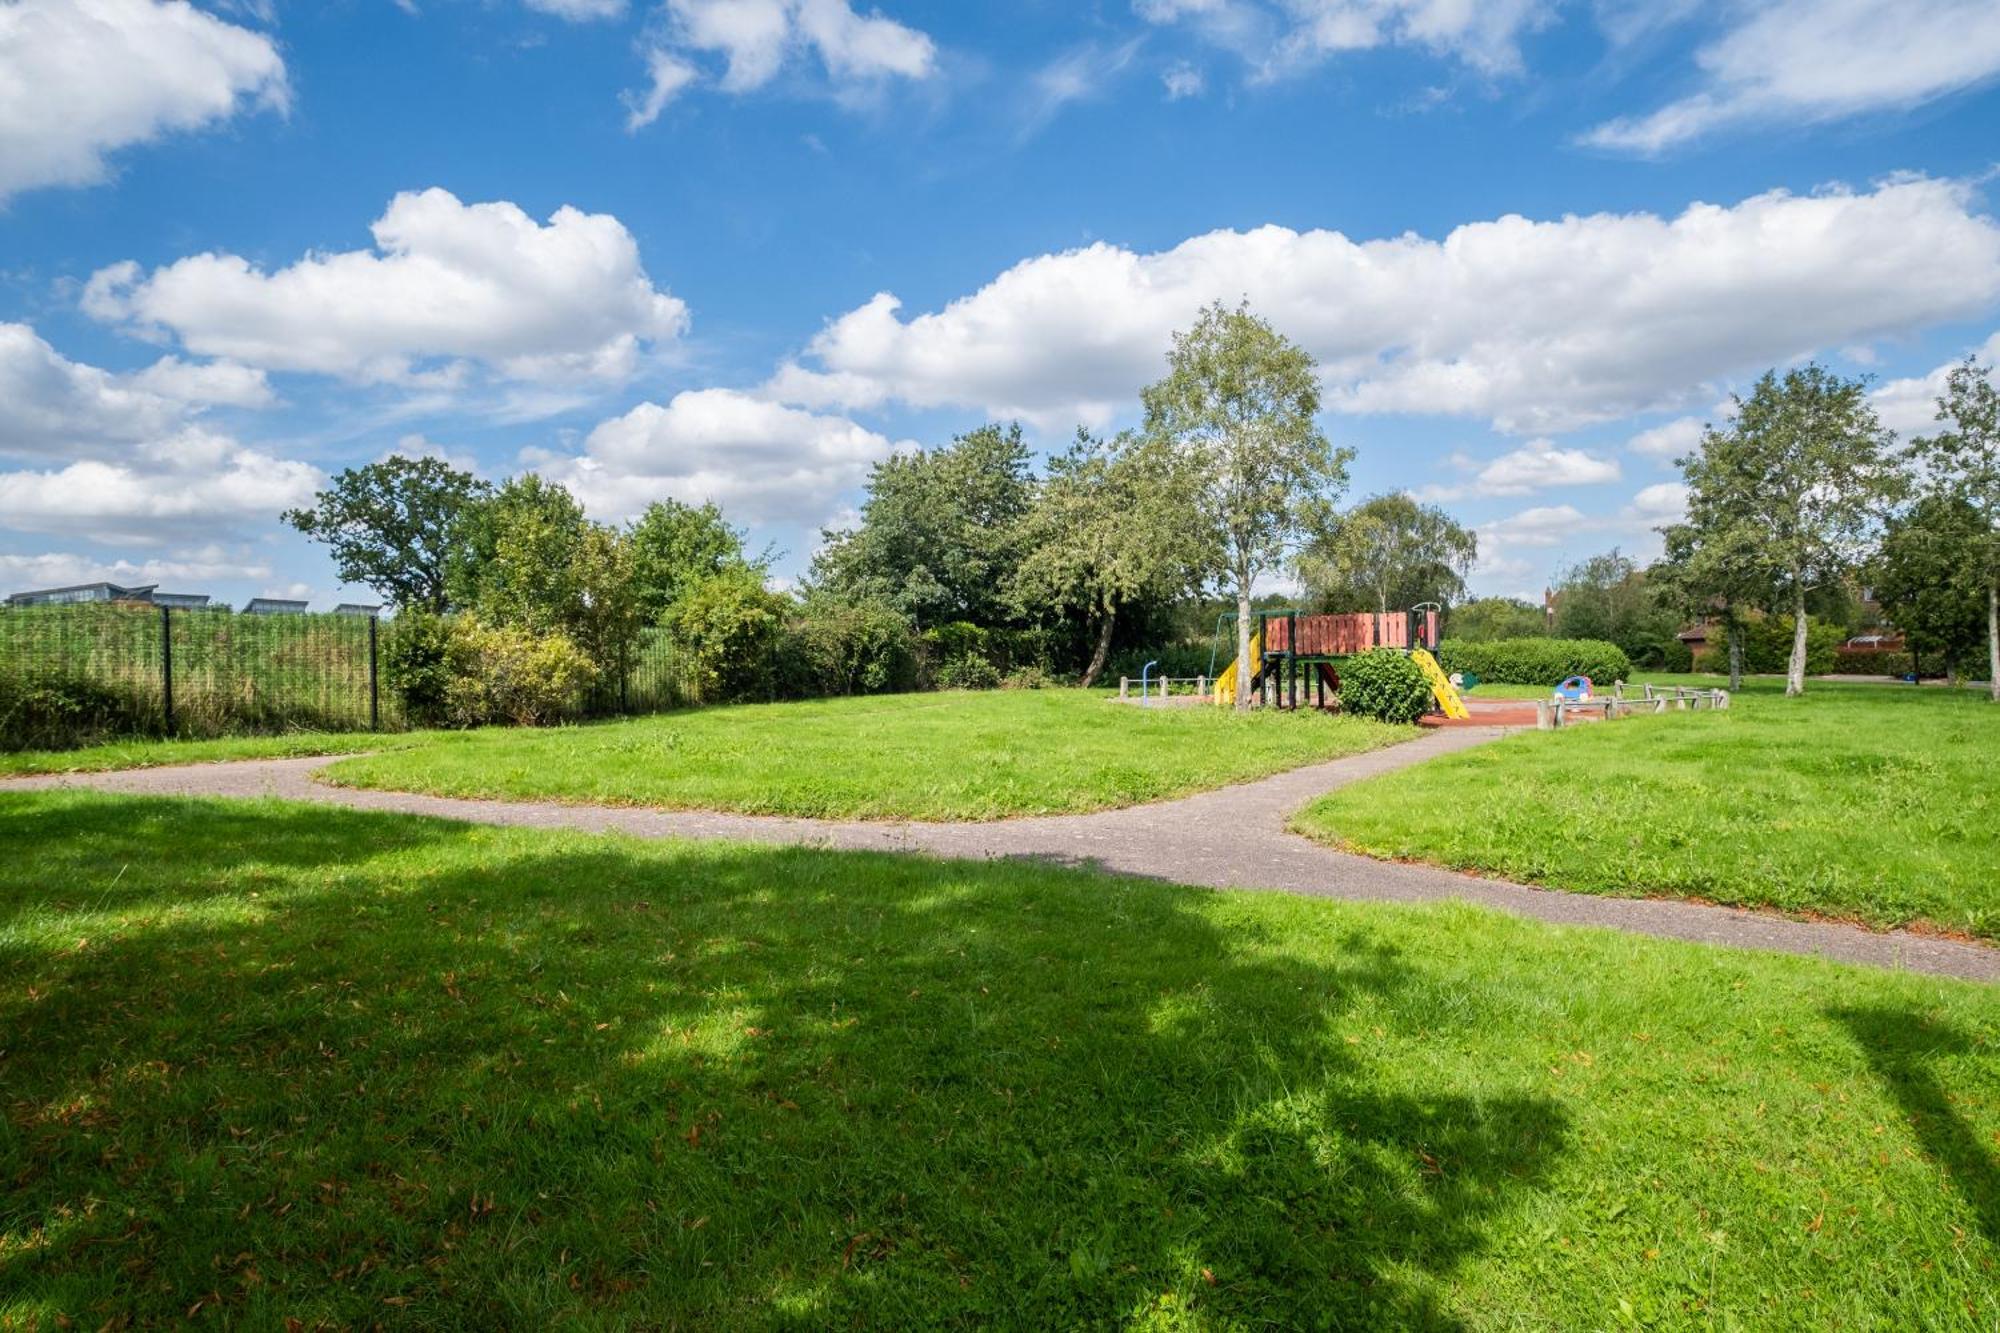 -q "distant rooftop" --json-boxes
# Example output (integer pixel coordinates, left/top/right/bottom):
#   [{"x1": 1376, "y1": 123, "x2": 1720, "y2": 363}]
[
  {"x1": 333, "y1": 603, "x2": 382, "y2": 617},
  {"x1": 242, "y1": 598, "x2": 309, "y2": 615},
  {"x1": 6, "y1": 582, "x2": 159, "y2": 607}
]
